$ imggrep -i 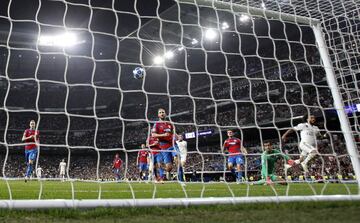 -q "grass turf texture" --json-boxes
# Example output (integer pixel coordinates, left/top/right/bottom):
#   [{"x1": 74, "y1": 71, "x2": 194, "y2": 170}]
[
  {"x1": 0, "y1": 180, "x2": 358, "y2": 199},
  {"x1": 0, "y1": 201, "x2": 359, "y2": 223},
  {"x1": 0, "y1": 181, "x2": 359, "y2": 222}
]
